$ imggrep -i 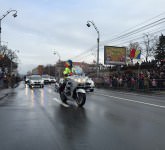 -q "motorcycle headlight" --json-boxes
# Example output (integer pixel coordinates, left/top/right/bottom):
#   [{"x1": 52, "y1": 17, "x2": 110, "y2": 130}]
[
  {"x1": 74, "y1": 78, "x2": 86, "y2": 83},
  {"x1": 78, "y1": 78, "x2": 82, "y2": 83},
  {"x1": 74, "y1": 78, "x2": 78, "y2": 82},
  {"x1": 81, "y1": 78, "x2": 86, "y2": 83}
]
